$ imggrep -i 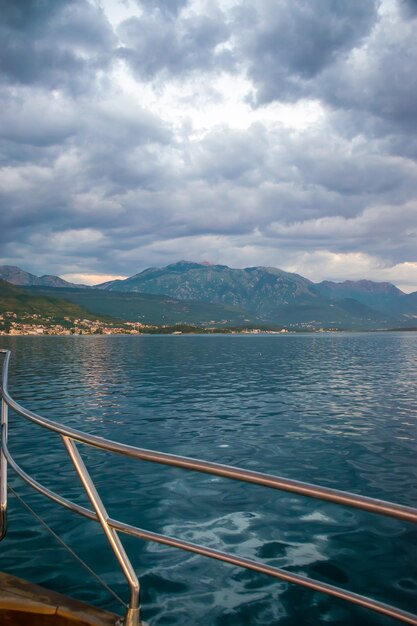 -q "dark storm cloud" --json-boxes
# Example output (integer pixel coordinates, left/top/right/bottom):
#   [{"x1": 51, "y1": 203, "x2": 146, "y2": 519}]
[
  {"x1": 0, "y1": 91, "x2": 77, "y2": 153},
  {"x1": 320, "y1": 17, "x2": 417, "y2": 134},
  {"x1": 0, "y1": 0, "x2": 115, "y2": 94},
  {"x1": 0, "y1": 0, "x2": 416, "y2": 286},
  {"x1": 0, "y1": 87, "x2": 173, "y2": 251},
  {"x1": 136, "y1": 0, "x2": 189, "y2": 16},
  {"x1": 233, "y1": 0, "x2": 380, "y2": 105},
  {"x1": 399, "y1": 0, "x2": 417, "y2": 17},
  {"x1": 261, "y1": 203, "x2": 417, "y2": 266},
  {"x1": 4, "y1": 126, "x2": 411, "y2": 249},
  {"x1": 1, "y1": 107, "x2": 416, "y2": 273},
  {"x1": 279, "y1": 131, "x2": 417, "y2": 204},
  {"x1": 192, "y1": 122, "x2": 417, "y2": 218},
  {"x1": 190, "y1": 124, "x2": 269, "y2": 185},
  {"x1": 117, "y1": 4, "x2": 233, "y2": 79},
  {"x1": 231, "y1": 0, "x2": 416, "y2": 152}
]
